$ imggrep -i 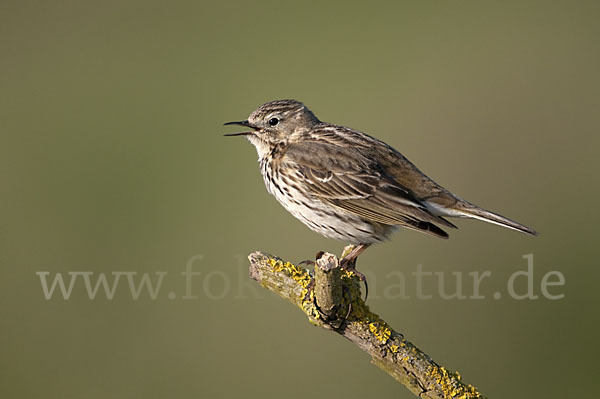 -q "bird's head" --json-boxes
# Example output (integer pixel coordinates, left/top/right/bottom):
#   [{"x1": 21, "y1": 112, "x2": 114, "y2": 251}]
[{"x1": 224, "y1": 99, "x2": 319, "y2": 155}]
